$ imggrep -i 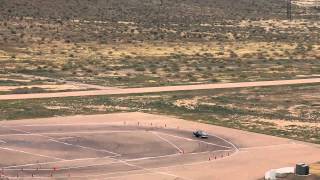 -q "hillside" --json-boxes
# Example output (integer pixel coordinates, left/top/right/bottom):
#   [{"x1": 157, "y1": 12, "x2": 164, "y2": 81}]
[
  {"x1": 0, "y1": 0, "x2": 291, "y2": 22},
  {"x1": 0, "y1": 0, "x2": 319, "y2": 88}
]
